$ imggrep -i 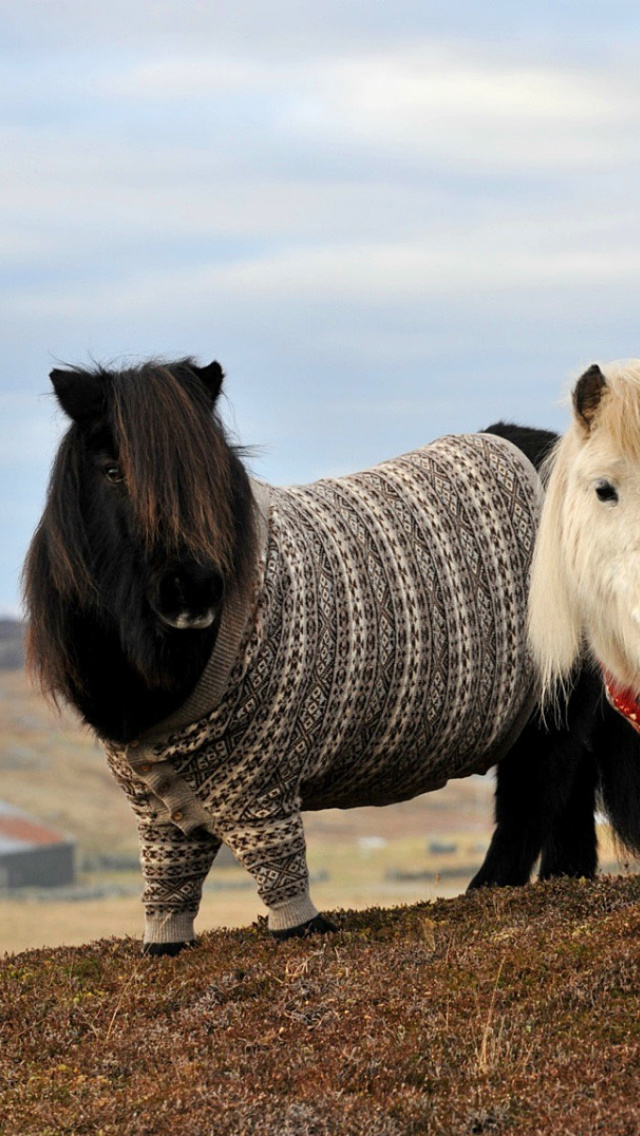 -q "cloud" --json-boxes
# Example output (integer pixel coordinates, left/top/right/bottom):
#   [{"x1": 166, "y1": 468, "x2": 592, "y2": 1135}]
[
  {"x1": 5, "y1": 0, "x2": 640, "y2": 61},
  {"x1": 2, "y1": 31, "x2": 639, "y2": 393},
  {"x1": 4, "y1": 200, "x2": 640, "y2": 333},
  {"x1": 291, "y1": 50, "x2": 637, "y2": 172},
  {"x1": 2, "y1": 37, "x2": 640, "y2": 297},
  {"x1": 109, "y1": 44, "x2": 623, "y2": 135}
]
